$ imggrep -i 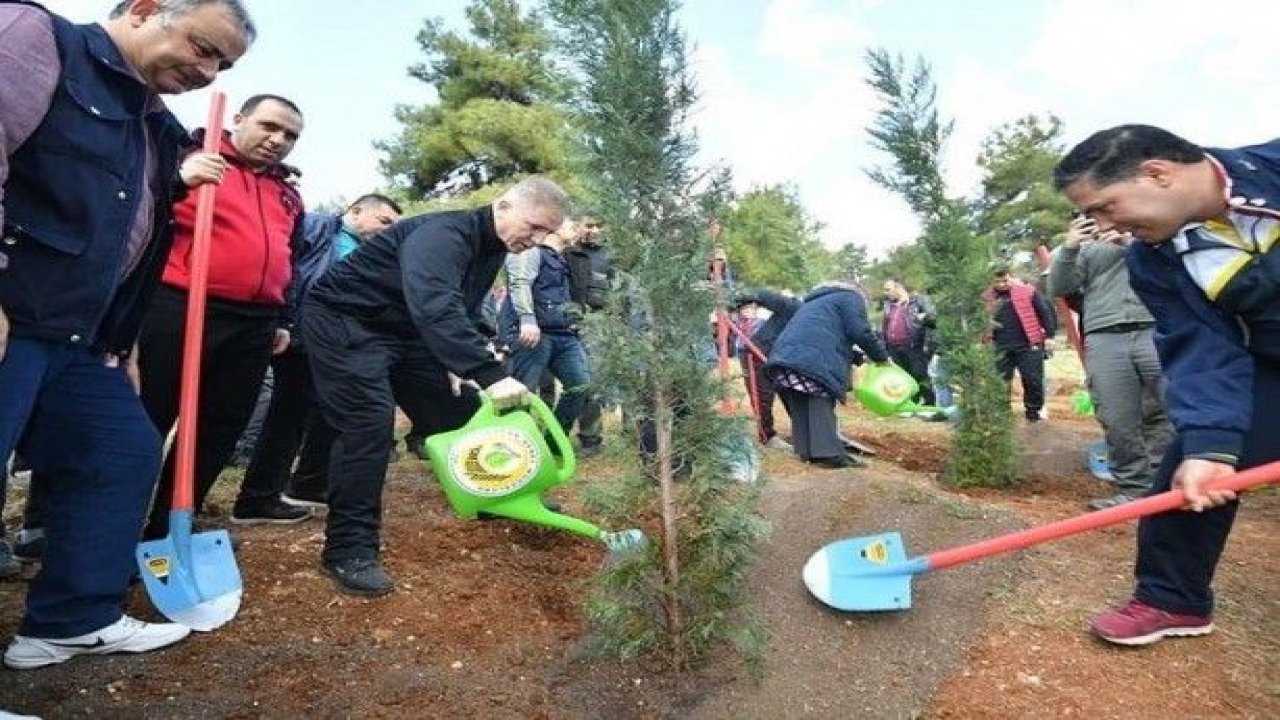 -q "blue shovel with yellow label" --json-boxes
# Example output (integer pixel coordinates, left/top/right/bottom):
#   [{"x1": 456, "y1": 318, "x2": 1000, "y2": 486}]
[{"x1": 135, "y1": 93, "x2": 242, "y2": 631}]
